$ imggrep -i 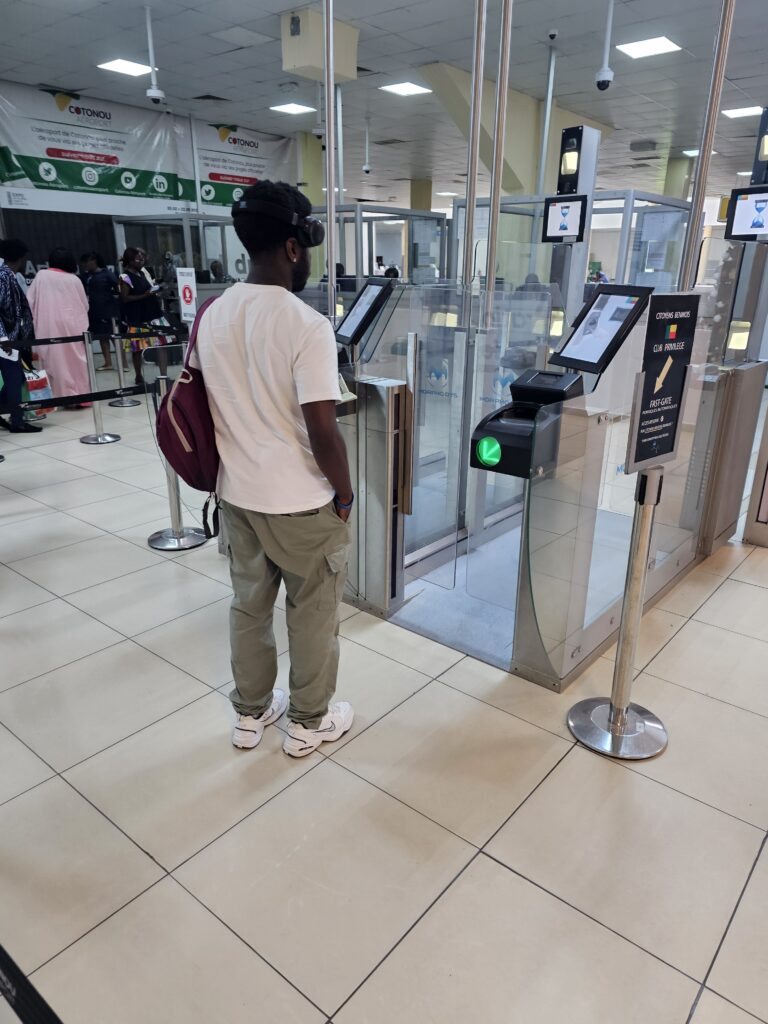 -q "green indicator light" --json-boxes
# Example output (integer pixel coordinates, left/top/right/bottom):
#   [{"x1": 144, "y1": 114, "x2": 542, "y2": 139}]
[{"x1": 476, "y1": 436, "x2": 502, "y2": 467}]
